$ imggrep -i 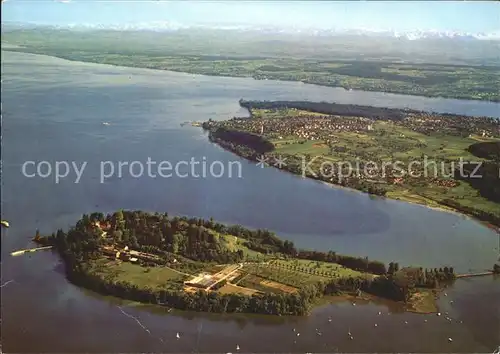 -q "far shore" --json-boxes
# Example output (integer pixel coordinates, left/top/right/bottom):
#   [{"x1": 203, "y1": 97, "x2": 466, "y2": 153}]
[
  {"x1": 2, "y1": 47, "x2": 500, "y2": 105},
  {"x1": 314, "y1": 179, "x2": 499, "y2": 233}
]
